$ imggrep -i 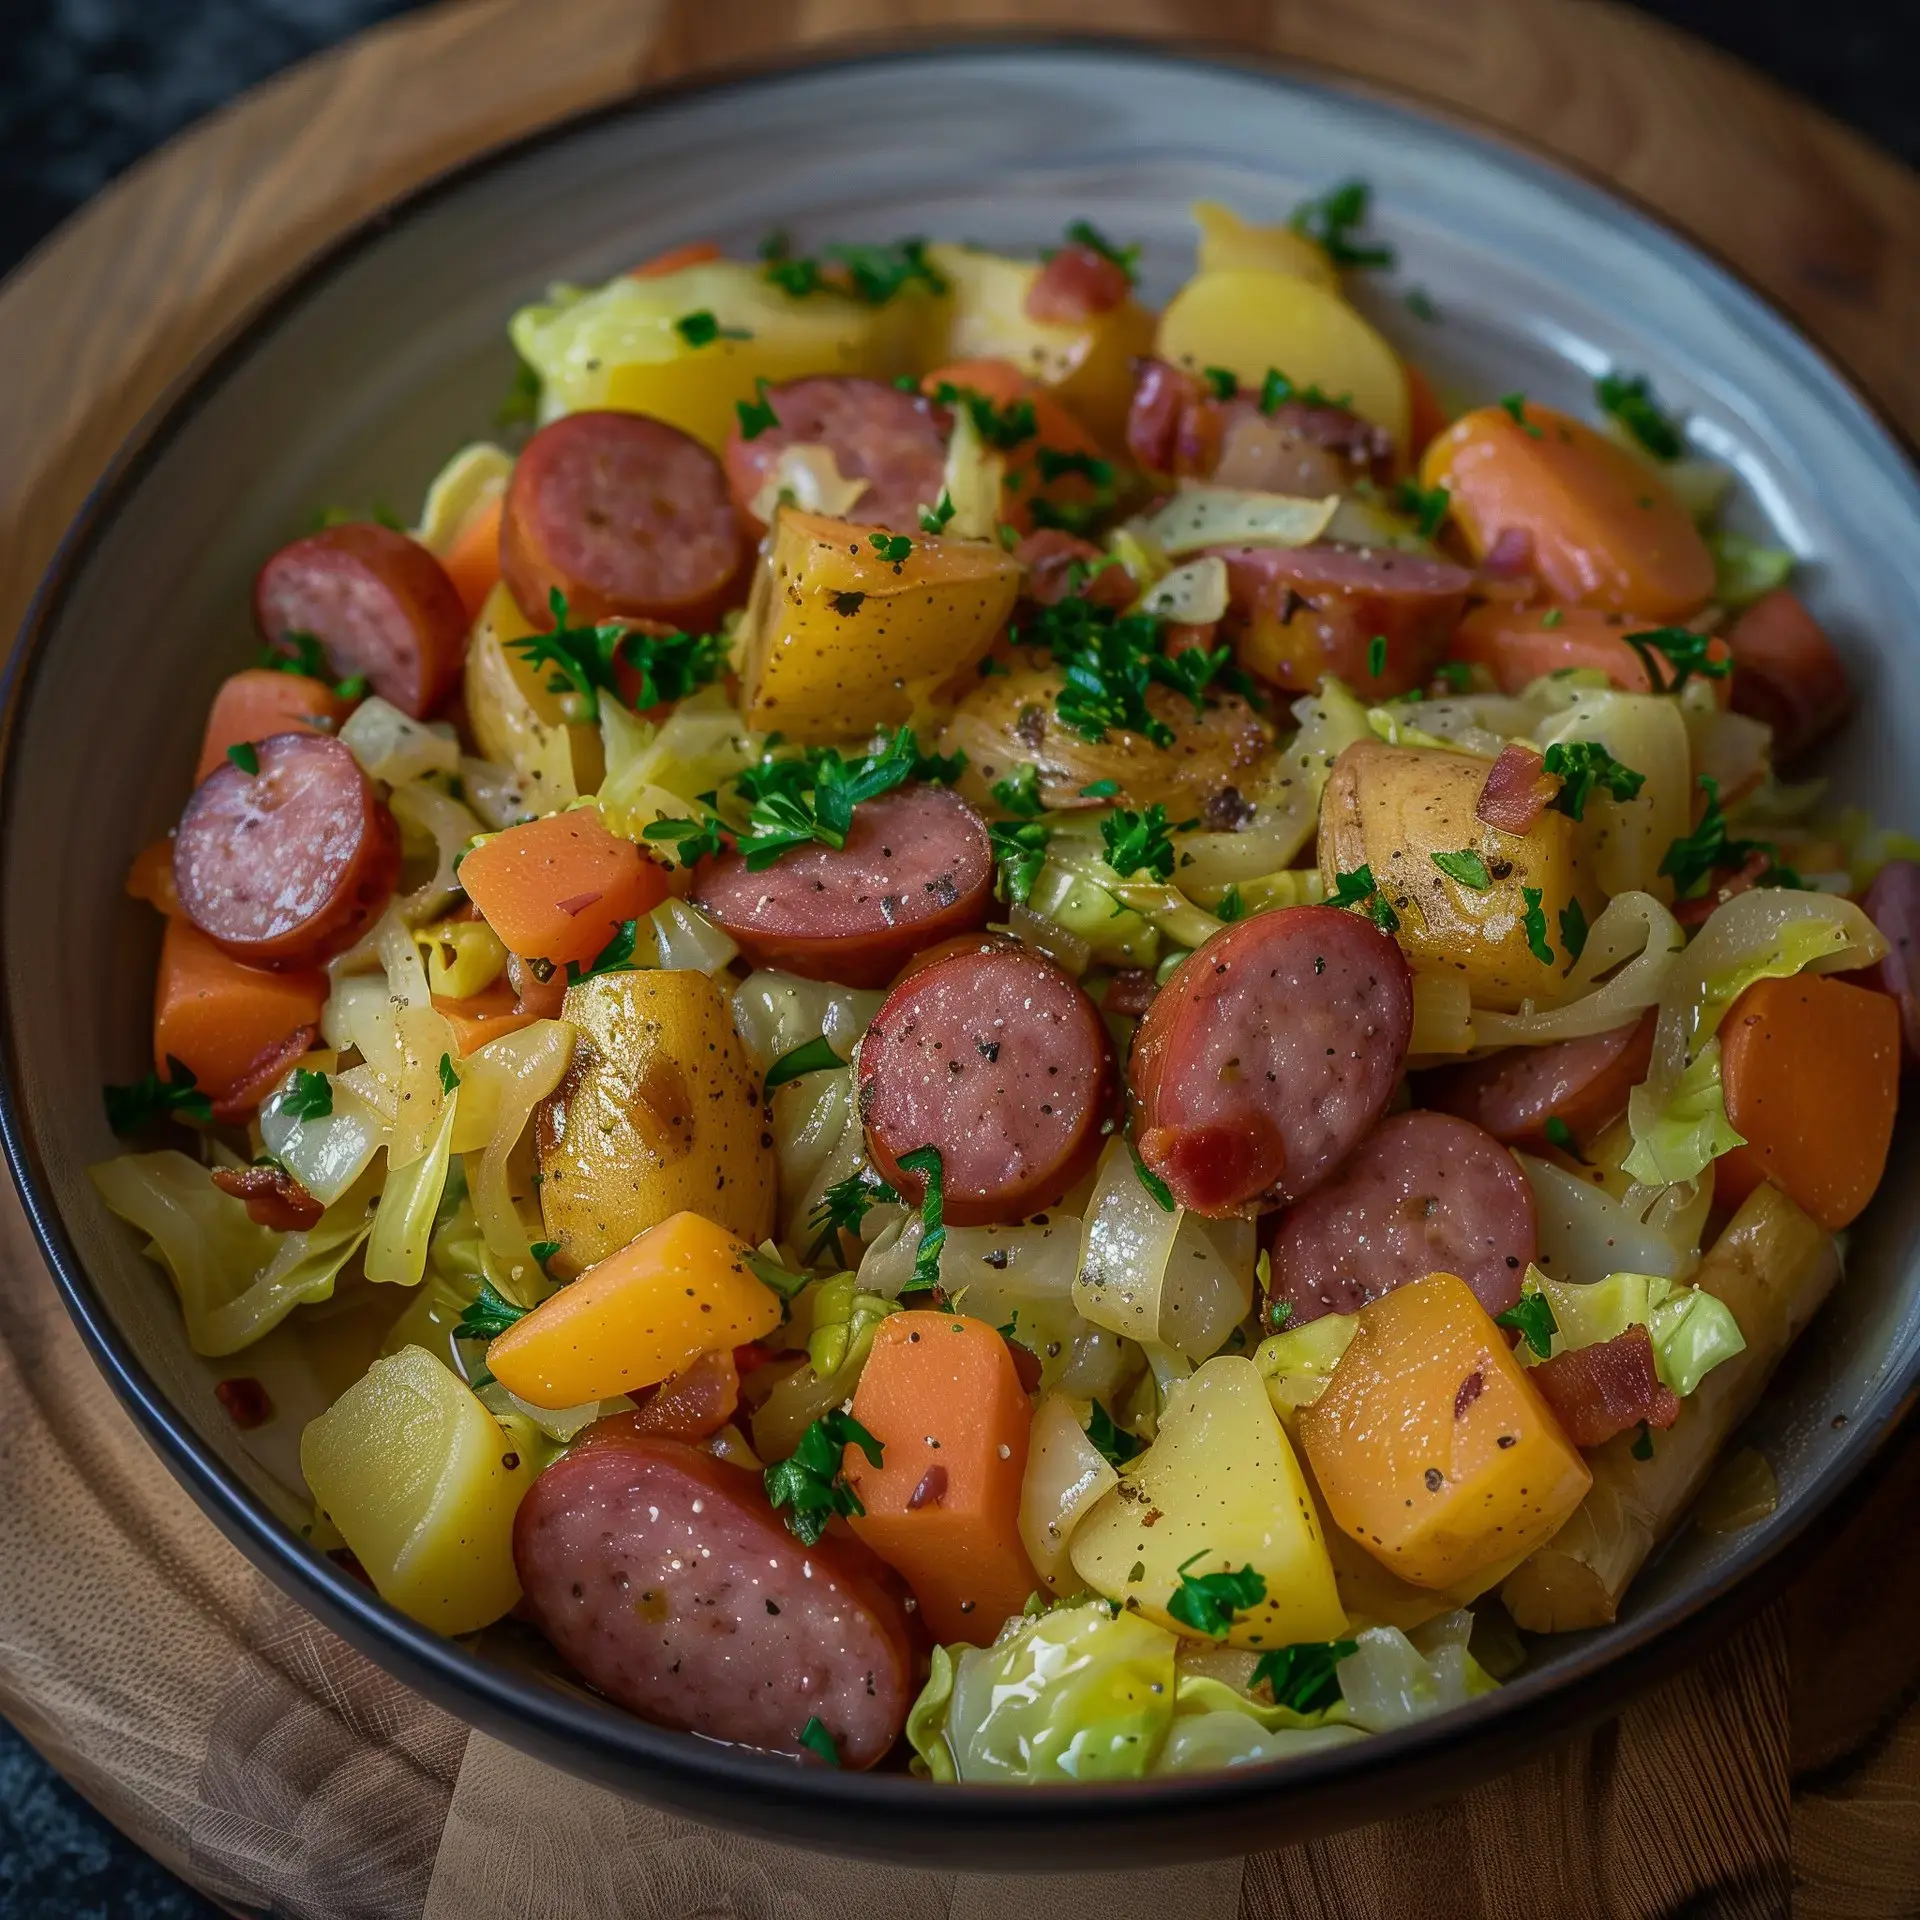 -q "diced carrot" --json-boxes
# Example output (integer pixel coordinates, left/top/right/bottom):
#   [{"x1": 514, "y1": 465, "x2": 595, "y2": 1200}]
[
  {"x1": 921, "y1": 357, "x2": 1108, "y2": 533},
  {"x1": 194, "y1": 669, "x2": 348, "y2": 784},
  {"x1": 1403, "y1": 358, "x2": 1449, "y2": 464},
  {"x1": 1715, "y1": 973, "x2": 1899, "y2": 1230},
  {"x1": 843, "y1": 1310, "x2": 1039, "y2": 1644},
  {"x1": 457, "y1": 809, "x2": 669, "y2": 967},
  {"x1": 440, "y1": 494, "x2": 504, "y2": 625},
  {"x1": 153, "y1": 917, "x2": 327, "y2": 1099},
  {"x1": 126, "y1": 837, "x2": 179, "y2": 917},
  {"x1": 628, "y1": 241, "x2": 722, "y2": 278},
  {"x1": 432, "y1": 983, "x2": 536, "y2": 1055},
  {"x1": 1451, "y1": 603, "x2": 1730, "y2": 703},
  {"x1": 1421, "y1": 402, "x2": 1714, "y2": 619}
]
